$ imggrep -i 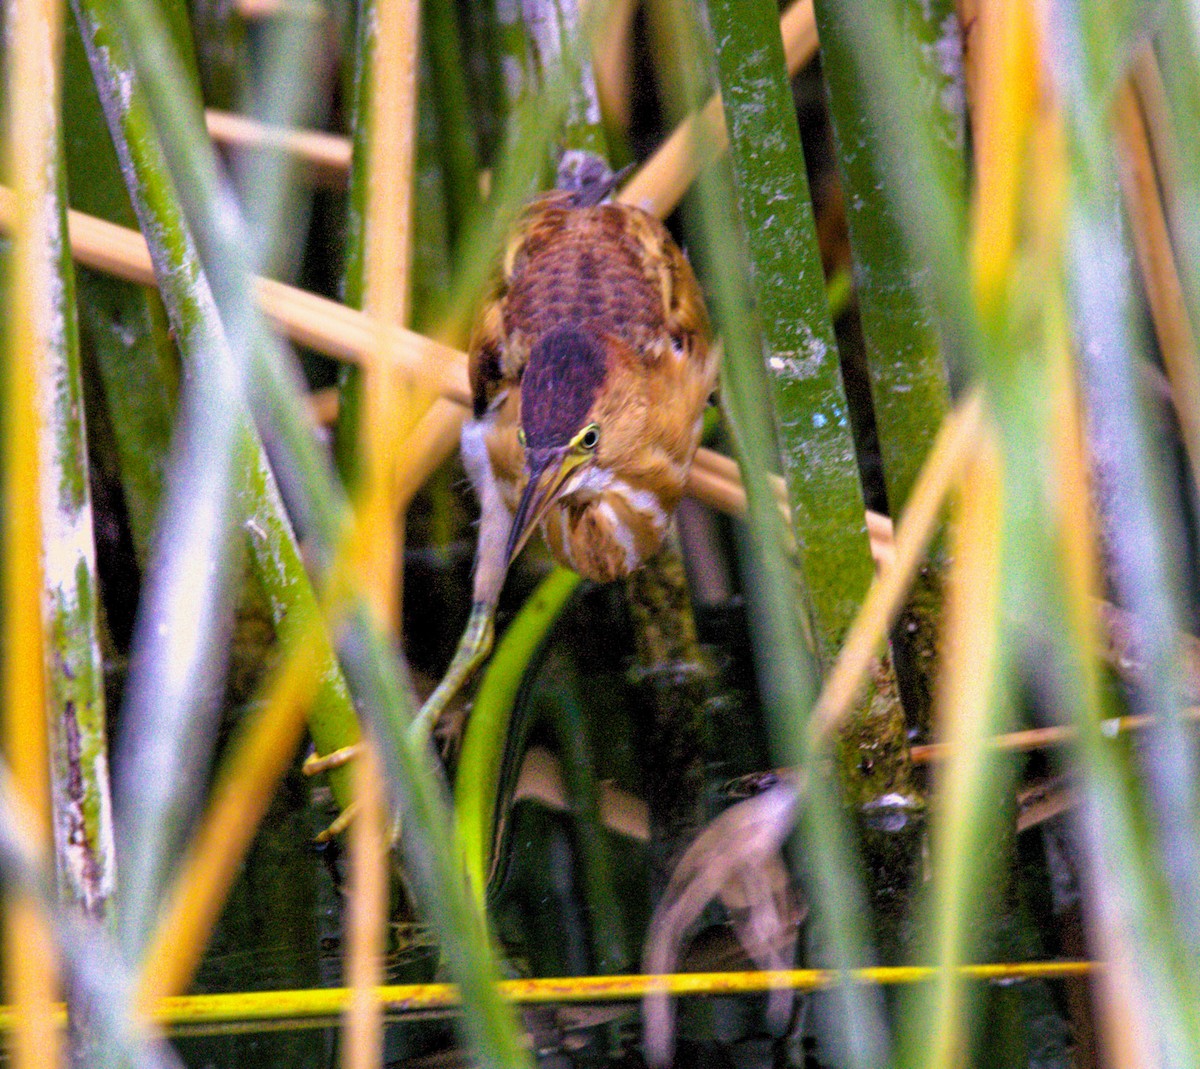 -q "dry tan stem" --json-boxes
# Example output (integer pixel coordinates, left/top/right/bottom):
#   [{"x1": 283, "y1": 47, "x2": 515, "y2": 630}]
[
  {"x1": 618, "y1": 0, "x2": 816, "y2": 215},
  {"x1": 806, "y1": 392, "x2": 985, "y2": 749},
  {"x1": 353, "y1": 0, "x2": 423, "y2": 638},
  {"x1": 206, "y1": 109, "x2": 350, "y2": 187},
  {"x1": 1115, "y1": 78, "x2": 1200, "y2": 502},
  {"x1": 344, "y1": 1, "x2": 421, "y2": 1057}
]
